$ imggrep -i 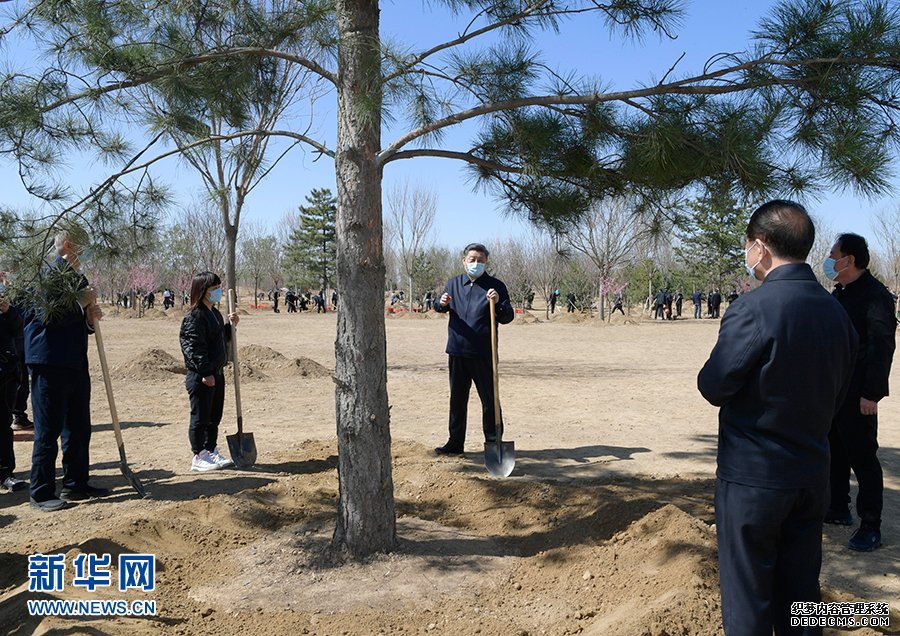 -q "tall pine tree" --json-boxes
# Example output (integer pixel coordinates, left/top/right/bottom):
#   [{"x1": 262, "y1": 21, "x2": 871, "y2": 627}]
[
  {"x1": 675, "y1": 188, "x2": 751, "y2": 292},
  {"x1": 284, "y1": 188, "x2": 337, "y2": 293}
]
